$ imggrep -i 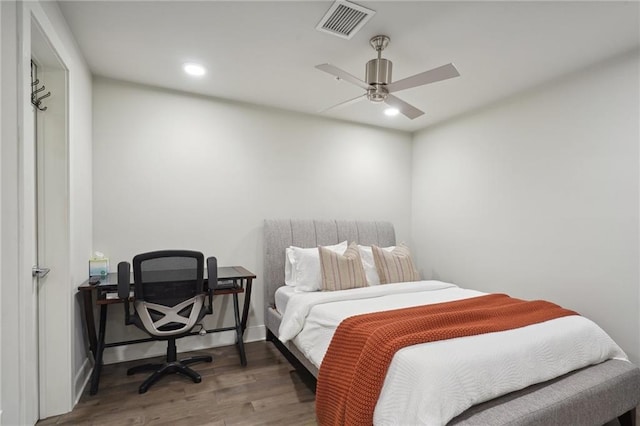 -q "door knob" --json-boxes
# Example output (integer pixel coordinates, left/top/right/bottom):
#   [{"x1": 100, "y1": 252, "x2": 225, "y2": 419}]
[{"x1": 32, "y1": 266, "x2": 51, "y2": 278}]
